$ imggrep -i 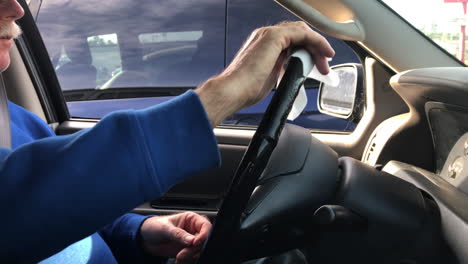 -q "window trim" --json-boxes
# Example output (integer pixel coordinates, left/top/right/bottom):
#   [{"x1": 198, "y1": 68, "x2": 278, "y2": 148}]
[{"x1": 18, "y1": 0, "x2": 70, "y2": 123}]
